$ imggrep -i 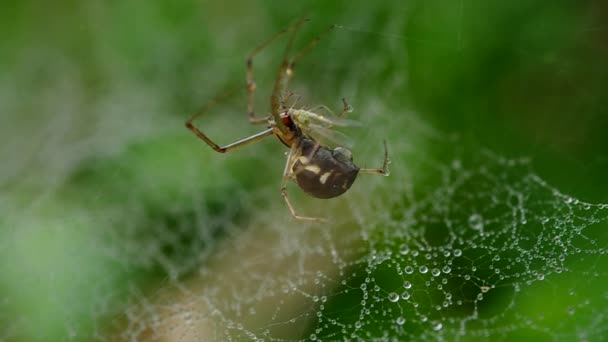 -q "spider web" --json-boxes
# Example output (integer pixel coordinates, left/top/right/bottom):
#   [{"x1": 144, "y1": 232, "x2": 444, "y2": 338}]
[
  {"x1": 5, "y1": 104, "x2": 607, "y2": 341},
  {"x1": 2, "y1": 1, "x2": 608, "y2": 341},
  {"x1": 96, "y1": 125, "x2": 608, "y2": 342}
]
